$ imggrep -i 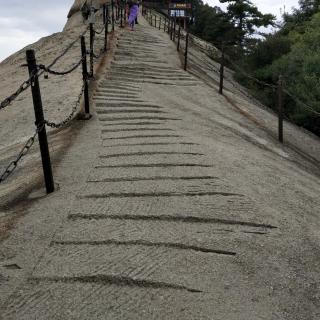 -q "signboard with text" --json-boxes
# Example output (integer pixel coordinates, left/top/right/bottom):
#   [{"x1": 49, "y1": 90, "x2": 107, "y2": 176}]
[
  {"x1": 170, "y1": 9, "x2": 186, "y2": 17},
  {"x1": 169, "y1": 3, "x2": 192, "y2": 9}
]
